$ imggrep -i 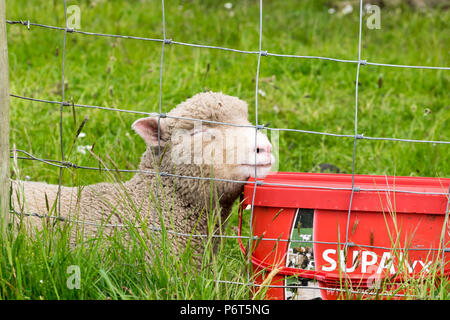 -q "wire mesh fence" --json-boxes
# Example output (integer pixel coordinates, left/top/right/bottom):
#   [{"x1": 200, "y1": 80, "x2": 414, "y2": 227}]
[{"x1": 4, "y1": 0, "x2": 450, "y2": 299}]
